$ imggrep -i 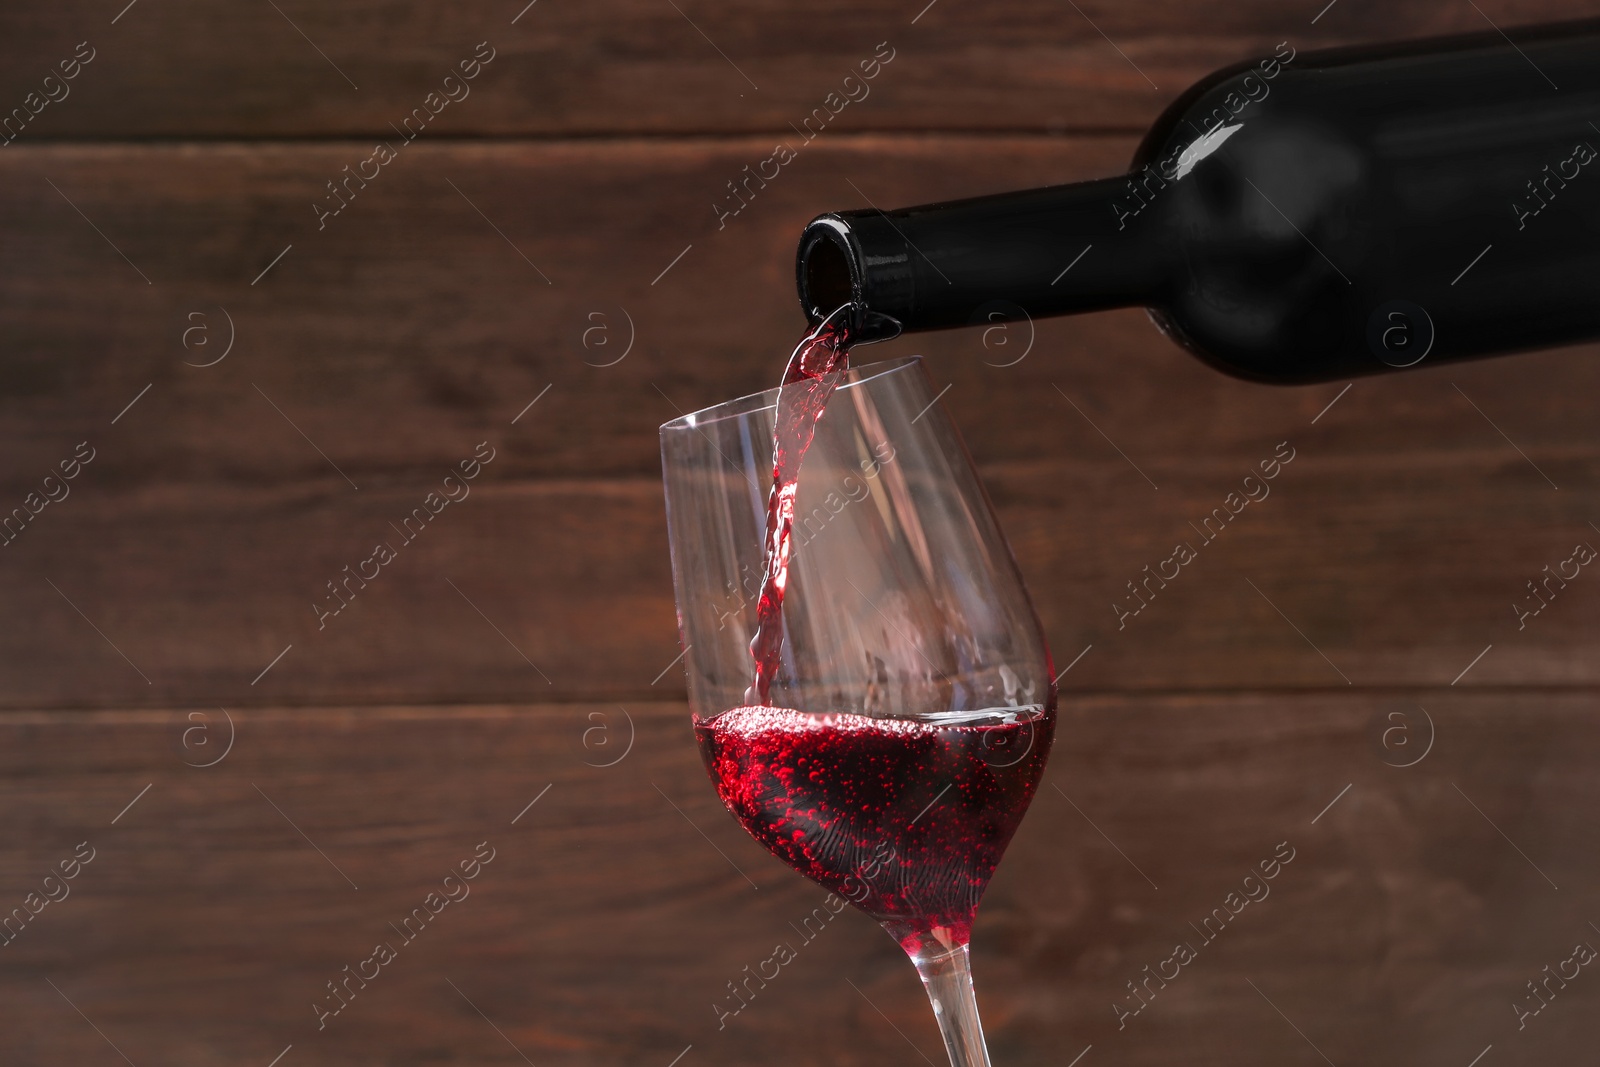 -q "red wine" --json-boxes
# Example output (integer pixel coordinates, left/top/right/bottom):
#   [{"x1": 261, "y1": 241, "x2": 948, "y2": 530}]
[
  {"x1": 797, "y1": 23, "x2": 1600, "y2": 381},
  {"x1": 695, "y1": 703, "x2": 1053, "y2": 957},
  {"x1": 745, "y1": 308, "x2": 853, "y2": 705}
]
